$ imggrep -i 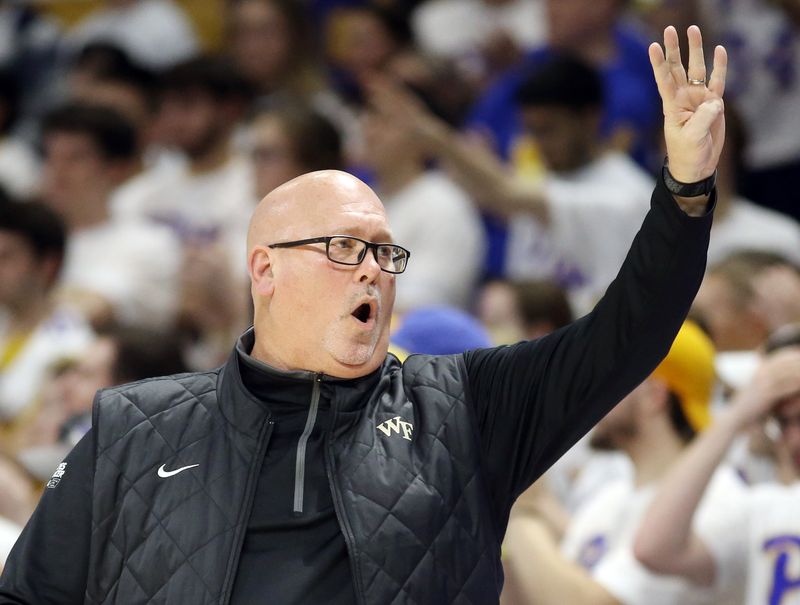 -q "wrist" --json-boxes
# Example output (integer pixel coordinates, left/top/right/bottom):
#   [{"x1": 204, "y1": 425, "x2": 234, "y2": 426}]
[{"x1": 662, "y1": 157, "x2": 717, "y2": 198}]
